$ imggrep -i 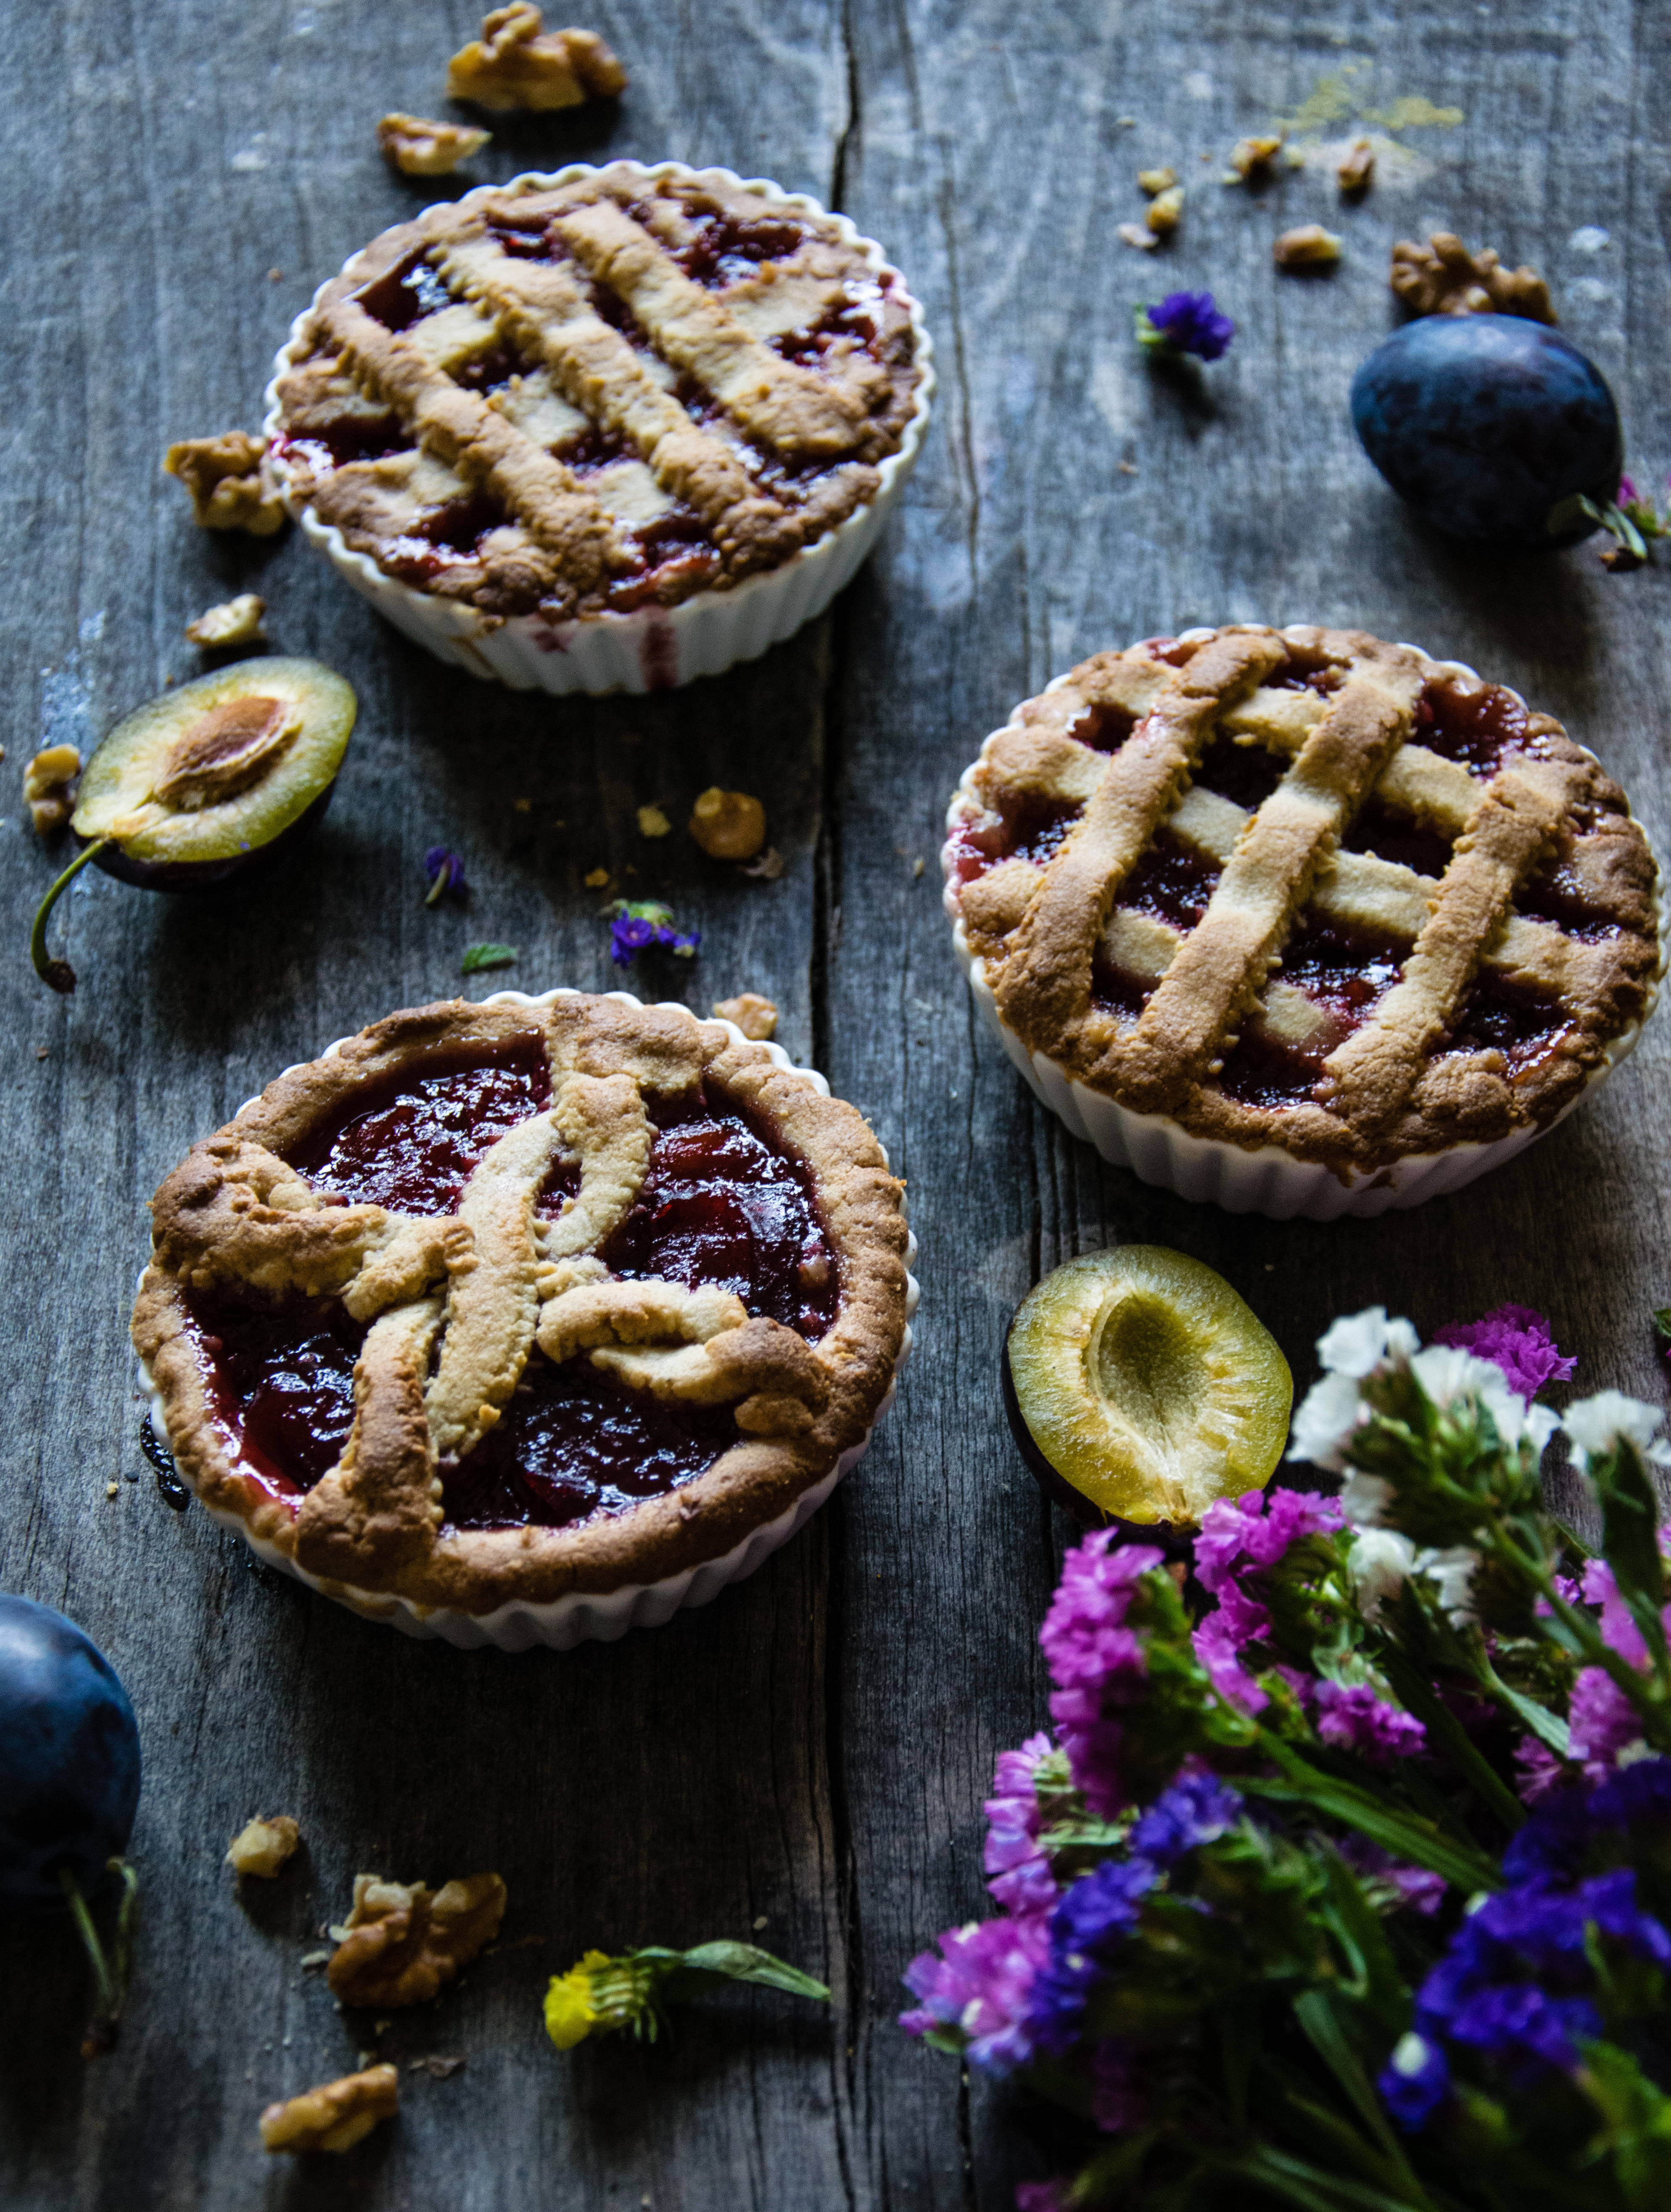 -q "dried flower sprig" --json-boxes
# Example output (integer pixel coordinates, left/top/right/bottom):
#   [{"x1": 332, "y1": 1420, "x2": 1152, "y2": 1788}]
[
  {"x1": 544, "y1": 1942, "x2": 827, "y2": 2049},
  {"x1": 1134, "y1": 291, "x2": 1235, "y2": 362},
  {"x1": 604, "y1": 899, "x2": 700, "y2": 968},
  {"x1": 423, "y1": 845, "x2": 468, "y2": 905}
]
